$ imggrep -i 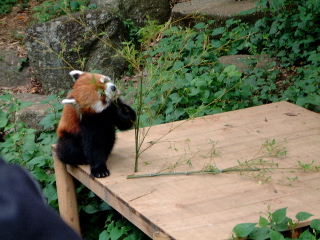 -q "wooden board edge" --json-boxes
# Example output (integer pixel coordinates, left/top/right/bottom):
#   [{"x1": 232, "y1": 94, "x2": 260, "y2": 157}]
[{"x1": 66, "y1": 165, "x2": 174, "y2": 240}]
